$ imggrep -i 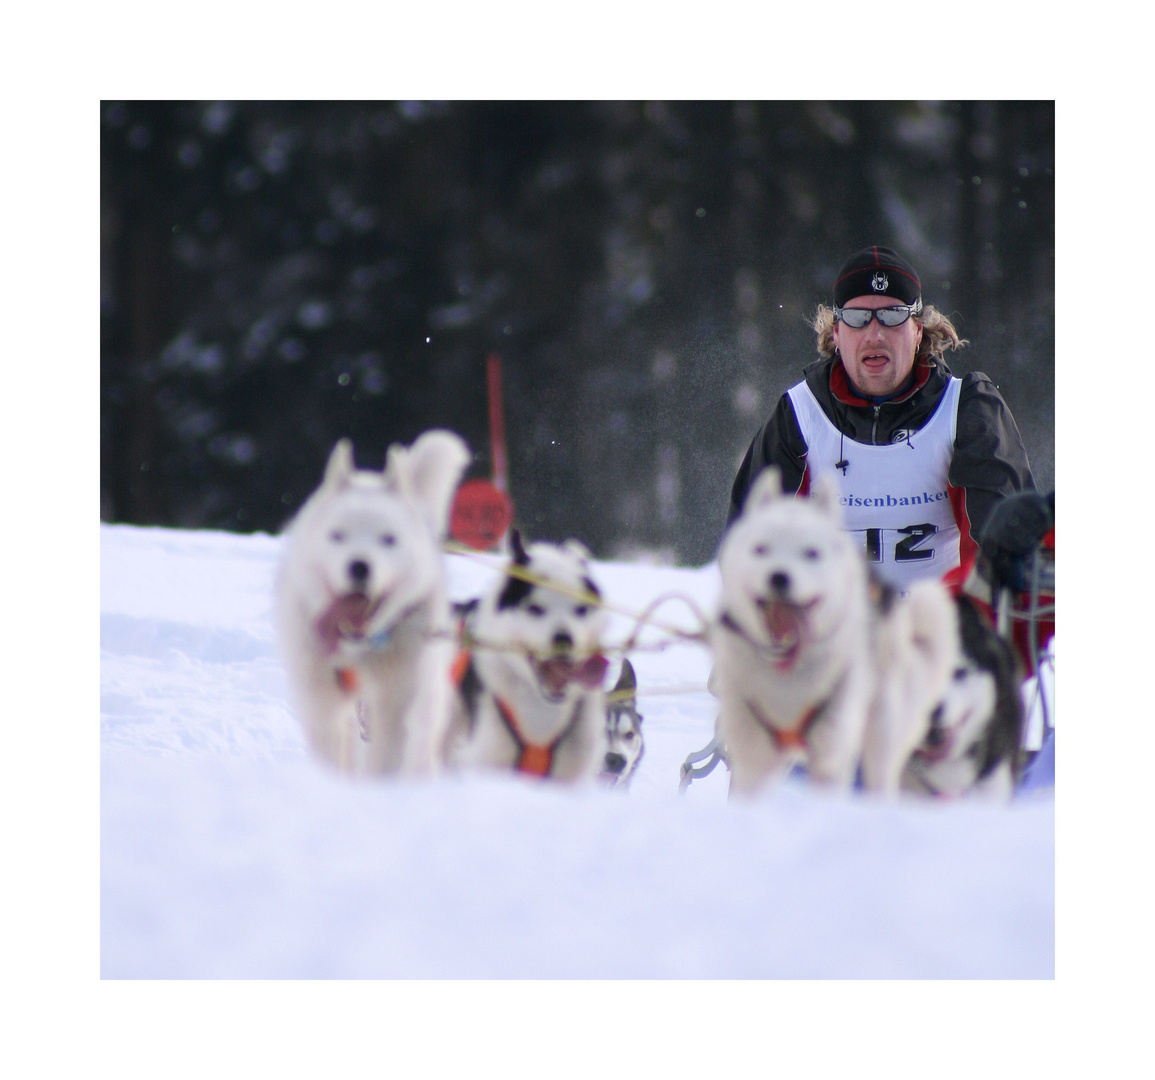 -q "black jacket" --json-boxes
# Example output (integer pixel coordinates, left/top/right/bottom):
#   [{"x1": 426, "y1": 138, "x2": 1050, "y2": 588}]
[{"x1": 726, "y1": 355, "x2": 1035, "y2": 563}]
